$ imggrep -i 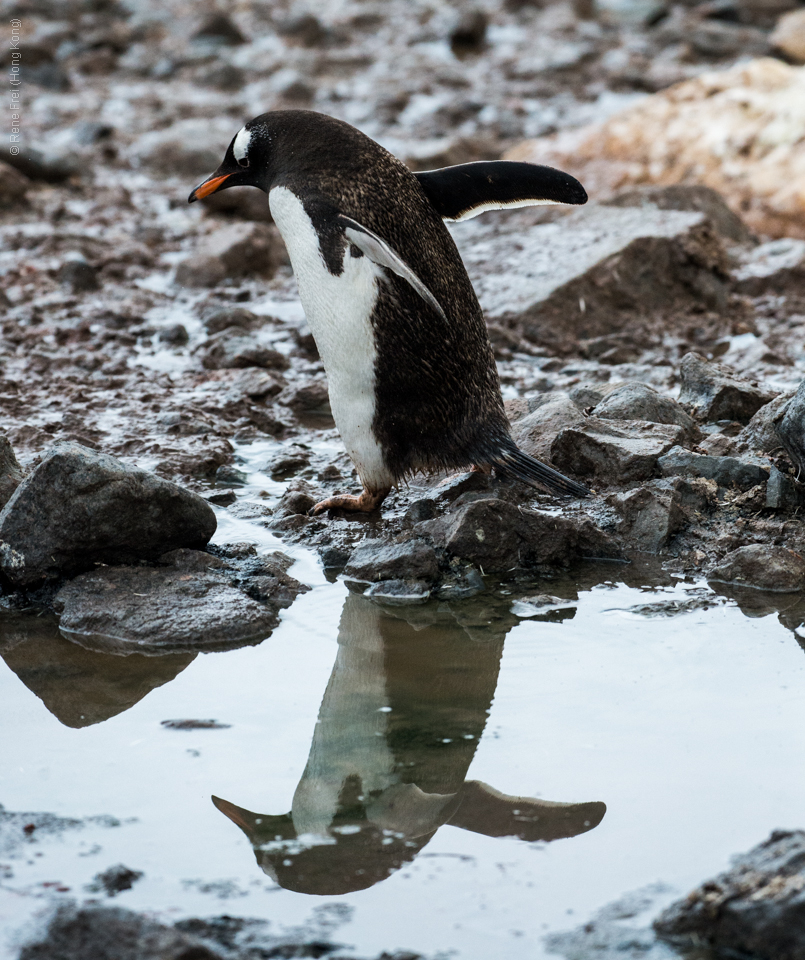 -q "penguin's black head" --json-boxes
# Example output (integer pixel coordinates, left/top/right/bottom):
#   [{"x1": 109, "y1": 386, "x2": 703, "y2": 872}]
[{"x1": 188, "y1": 120, "x2": 272, "y2": 202}]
